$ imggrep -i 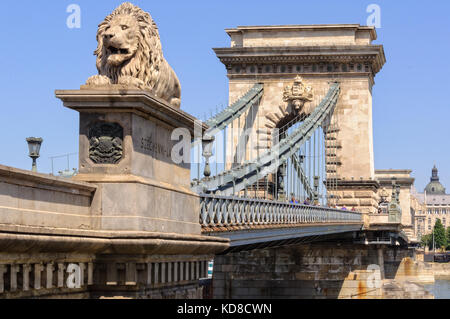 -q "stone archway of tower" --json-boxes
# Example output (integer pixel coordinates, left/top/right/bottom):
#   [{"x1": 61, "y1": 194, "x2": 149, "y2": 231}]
[{"x1": 258, "y1": 99, "x2": 315, "y2": 151}]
